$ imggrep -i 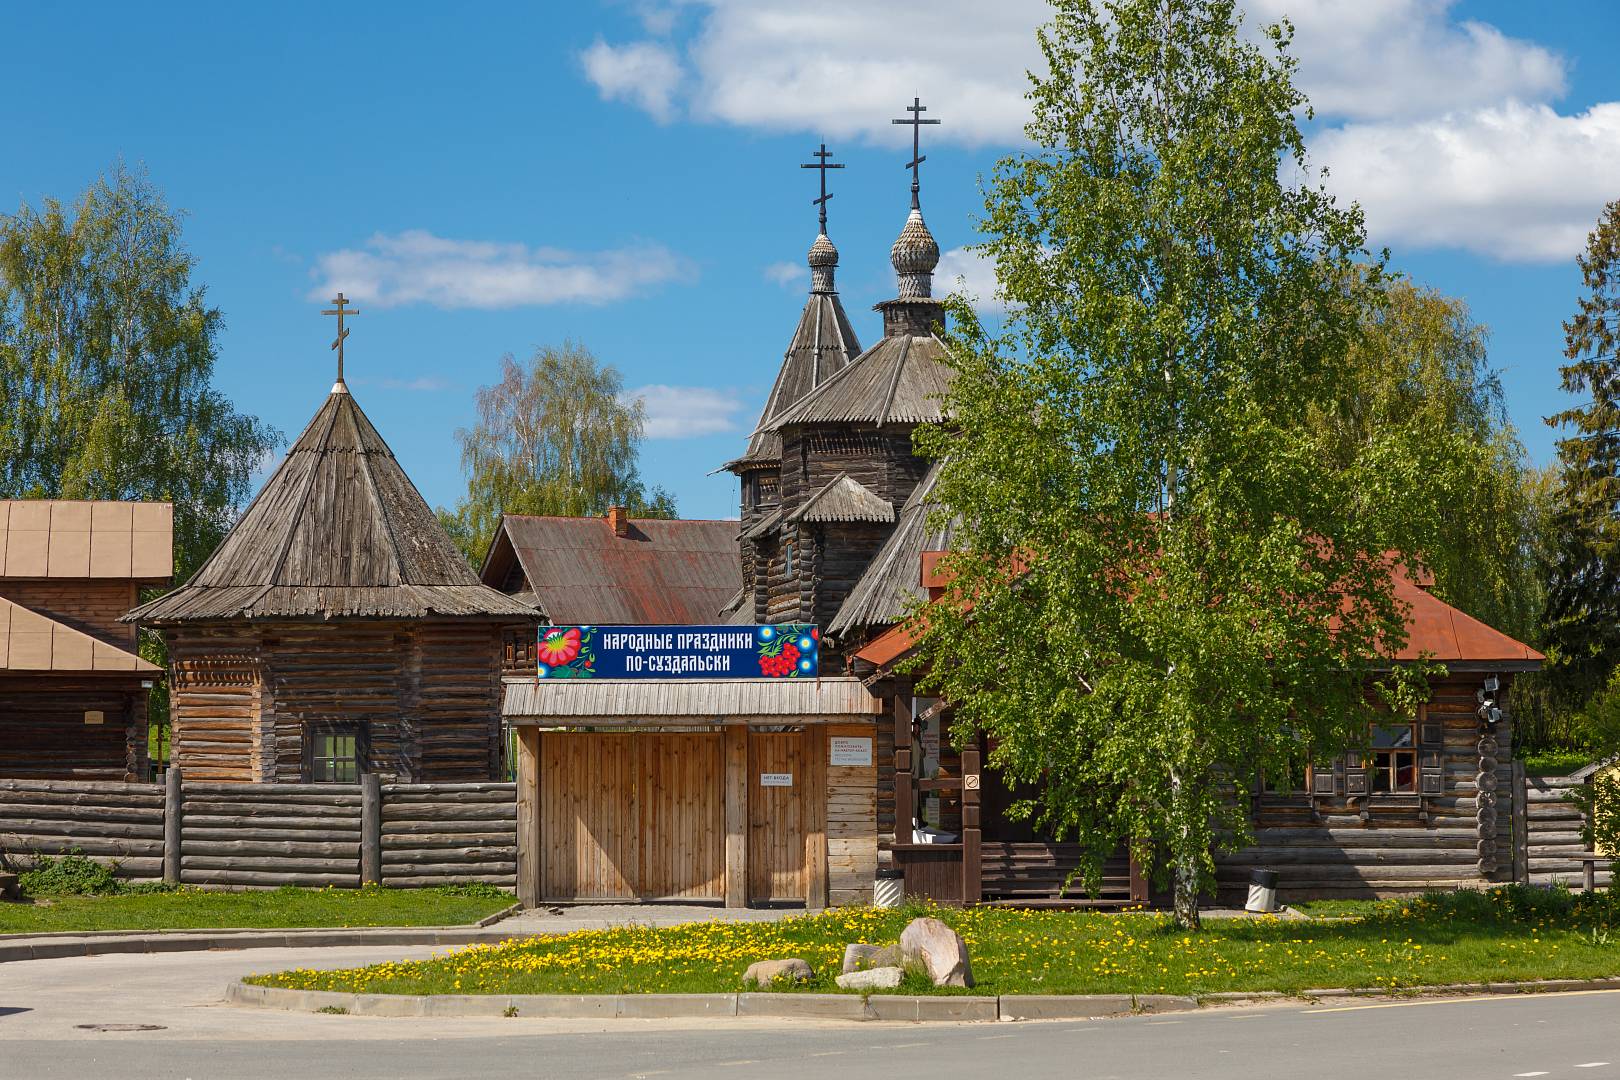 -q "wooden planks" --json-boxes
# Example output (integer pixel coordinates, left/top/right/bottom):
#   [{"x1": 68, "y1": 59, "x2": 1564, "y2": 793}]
[
  {"x1": 540, "y1": 733, "x2": 637, "y2": 900},
  {"x1": 724, "y1": 726, "x2": 748, "y2": 907},
  {"x1": 748, "y1": 732, "x2": 805, "y2": 902},
  {"x1": 638, "y1": 734, "x2": 724, "y2": 900},
  {"x1": 824, "y1": 724, "x2": 875, "y2": 907}
]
